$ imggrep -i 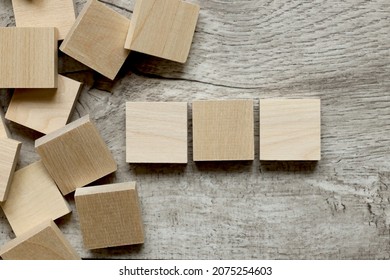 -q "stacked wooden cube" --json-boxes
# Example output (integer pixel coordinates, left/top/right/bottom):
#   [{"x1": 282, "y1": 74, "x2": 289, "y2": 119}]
[{"x1": 0, "y1": 0, "x2": 322, "y2": 260}]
